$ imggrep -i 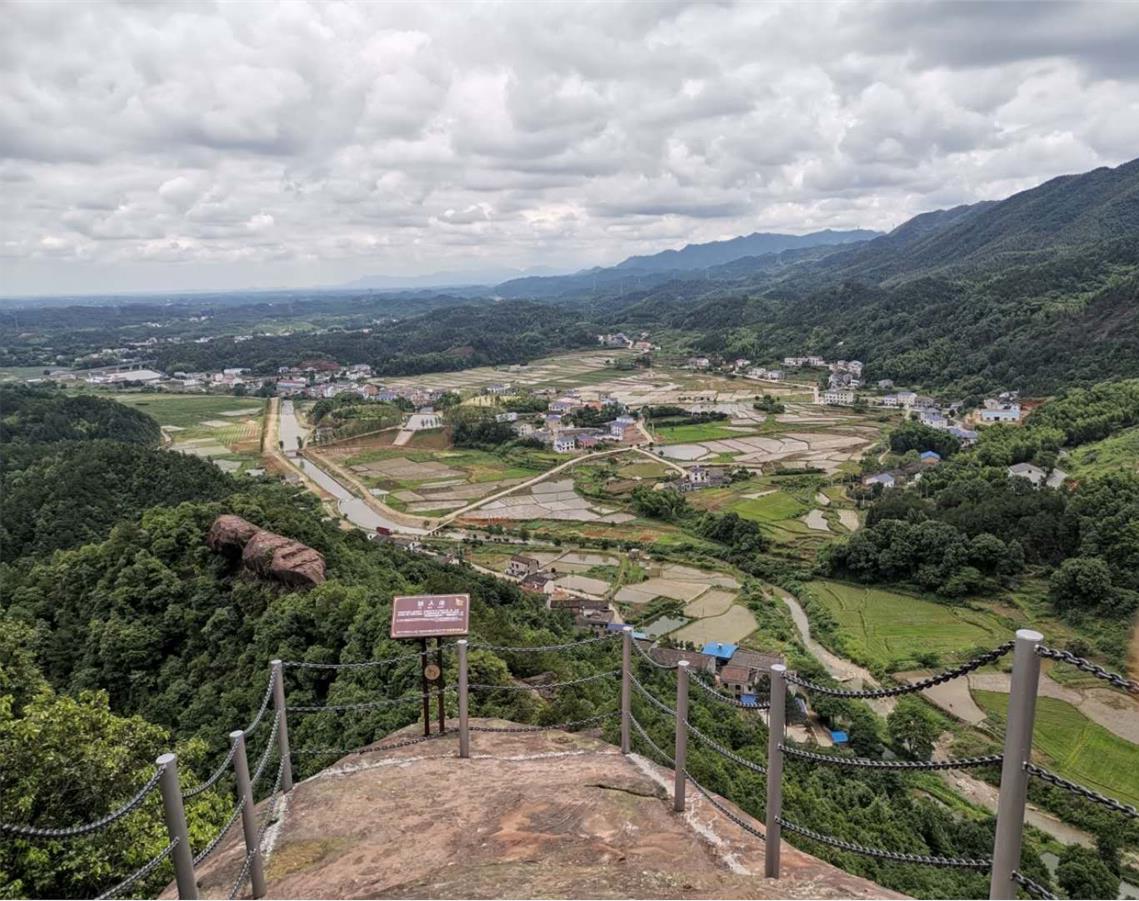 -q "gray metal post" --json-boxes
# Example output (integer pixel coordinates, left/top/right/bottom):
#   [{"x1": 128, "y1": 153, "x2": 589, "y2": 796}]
[
  {"x1": 156, "y1": 753, "x2": 199, "y2": 900},
  {"x1": 673, "y1": 660, "x2": 690, "y2": 812},
  {"x1": 620, "y1": 627, "x2": 632, "y2": 754},
  {"x1": 989, "y1": 629, "x2": 1043, "y2": 900},
  {"x1": 457, "y1": 639, "x2": 470, "y2": 759},
  {"x1": 765, "y1": 664, "x2": 787, "y2": 879},
  {"x1": 230, "y1": 731, "x2": 267, "y2": 899},
  {"x1": 270, "y1": 660, "x2": 293, "y2": 792}
]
